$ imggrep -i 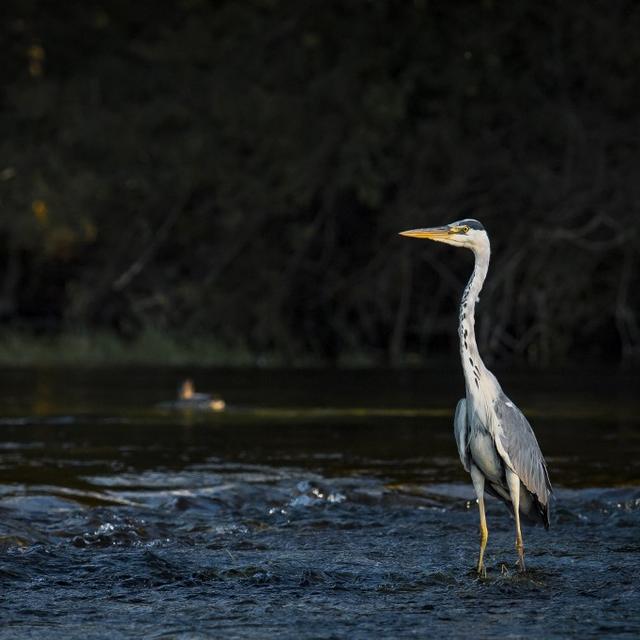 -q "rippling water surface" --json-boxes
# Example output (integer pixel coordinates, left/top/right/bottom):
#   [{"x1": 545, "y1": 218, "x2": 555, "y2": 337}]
[{"x1": 0, "y1": 367, "x2": 639, "y2": 639}]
